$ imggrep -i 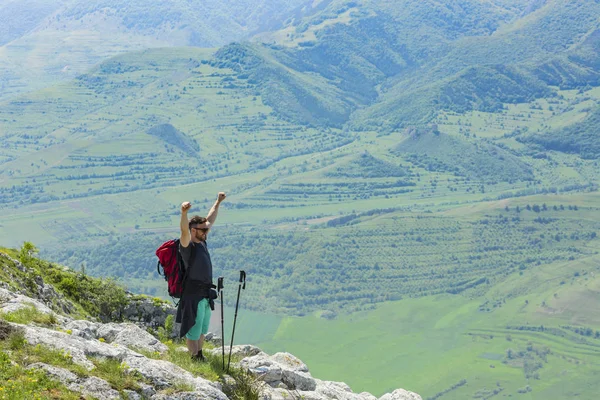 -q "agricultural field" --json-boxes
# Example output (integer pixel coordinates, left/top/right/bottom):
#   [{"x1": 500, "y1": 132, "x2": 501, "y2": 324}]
[
  {"x1": 1, "y1": 1, "x2": 600, "y2": 398},
  {"x1": 211, "y1": 239, "x2": 600, "y2": 399}
]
